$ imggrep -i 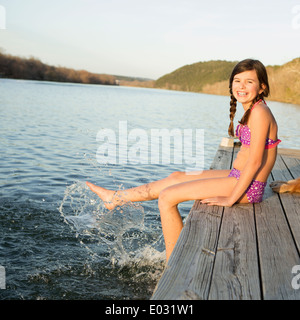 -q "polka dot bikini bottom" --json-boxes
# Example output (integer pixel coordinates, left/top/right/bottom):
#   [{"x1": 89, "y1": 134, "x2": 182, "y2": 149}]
[{"x1": 228, "y1": 168, "x2": 267, "y2": 203}]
